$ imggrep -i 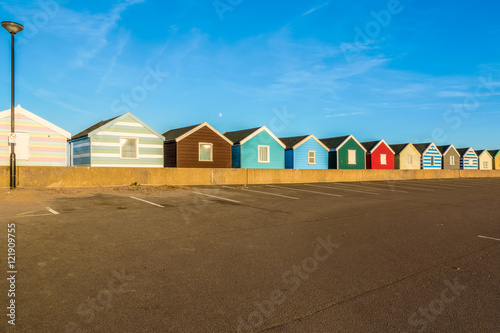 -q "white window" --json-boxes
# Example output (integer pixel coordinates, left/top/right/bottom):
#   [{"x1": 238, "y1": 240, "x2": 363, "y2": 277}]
[
  {"x1": 9, "y1": 132, "x2": 29, "y2": 160},
  {"x1": 120, "y1": 138, "x2": 138, "y2": 159},
  {"x1": 408, "y1": 154, "x2": 413, "y2": 164},
  {"x1": 430, "y1": 155, "x2": 435, "y2": 166},
  {"x1": 483, "y1": 161, "x2": 488, "y2": 169},
  {"x1": 380, "y1": 154, "x2": 387, "y2": 165},
  {"x1": 199, "y1": 143, "x2": 213, "y2": 161},
  {"x1": 308, "y1": 150, "x2": 316, "y2": 165},
  {"x1": 450, "y1": 156, "x2": 455, "y2": 165},
  {"x1": 348, "y1": 150, "x2": 356, "y2": 165},
  {"x1": 258, "y1": 145, "x2": 270, "y2": 163},
  {"x1": 468, "y1": 159, "x2": 473, "y2": 166}
]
